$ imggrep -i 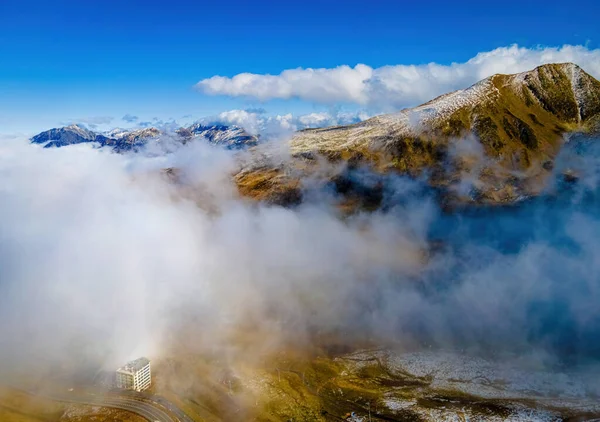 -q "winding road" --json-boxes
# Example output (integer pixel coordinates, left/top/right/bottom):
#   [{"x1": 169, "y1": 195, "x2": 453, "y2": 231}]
[
  {"x1": 119, "y1": 389, "x2": 196, "y2": 422},
  {"x1": 6, "y1": 386, "x2": 195, "y2": 422}
]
